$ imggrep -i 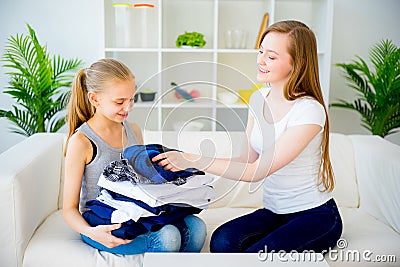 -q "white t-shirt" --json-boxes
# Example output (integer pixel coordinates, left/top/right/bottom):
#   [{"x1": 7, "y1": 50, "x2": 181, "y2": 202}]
[{"x1": 249, "y1": 87, "x2": 331, "y2": 214}]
